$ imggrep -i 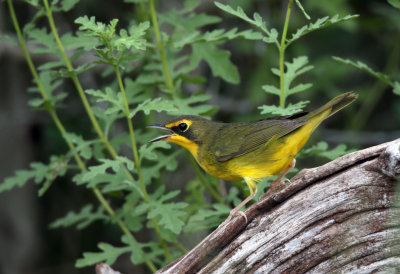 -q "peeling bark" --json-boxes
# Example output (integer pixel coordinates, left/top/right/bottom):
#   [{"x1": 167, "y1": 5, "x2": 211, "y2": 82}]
[{"x1": 158, "y1": 138, "x2": 400, "y2": 273}]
